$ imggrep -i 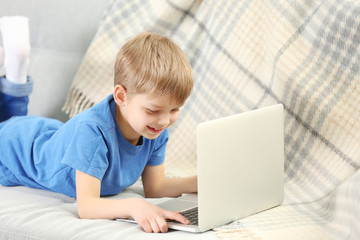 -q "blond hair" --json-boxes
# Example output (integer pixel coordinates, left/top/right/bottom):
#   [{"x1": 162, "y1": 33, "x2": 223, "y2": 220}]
[{"x1": 114, "y1": 32, "x2": 193, "y2": 104}]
